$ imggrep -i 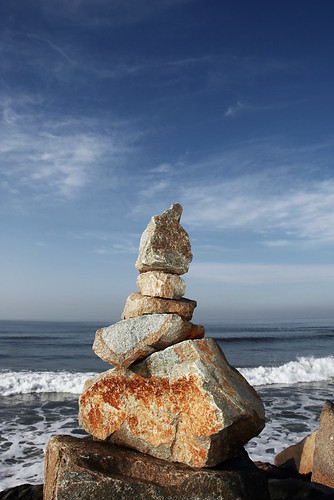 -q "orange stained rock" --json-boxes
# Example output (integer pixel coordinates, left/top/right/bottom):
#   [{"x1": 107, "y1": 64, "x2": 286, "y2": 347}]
[{"x1": 79, "y1": 370, "x2": 222, "y2": 466}]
